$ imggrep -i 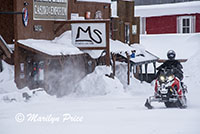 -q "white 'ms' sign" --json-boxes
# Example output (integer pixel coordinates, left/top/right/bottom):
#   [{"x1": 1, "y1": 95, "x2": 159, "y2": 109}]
[{"x1": 72, "y1": 23, "x2": 106, "y2": 47}]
